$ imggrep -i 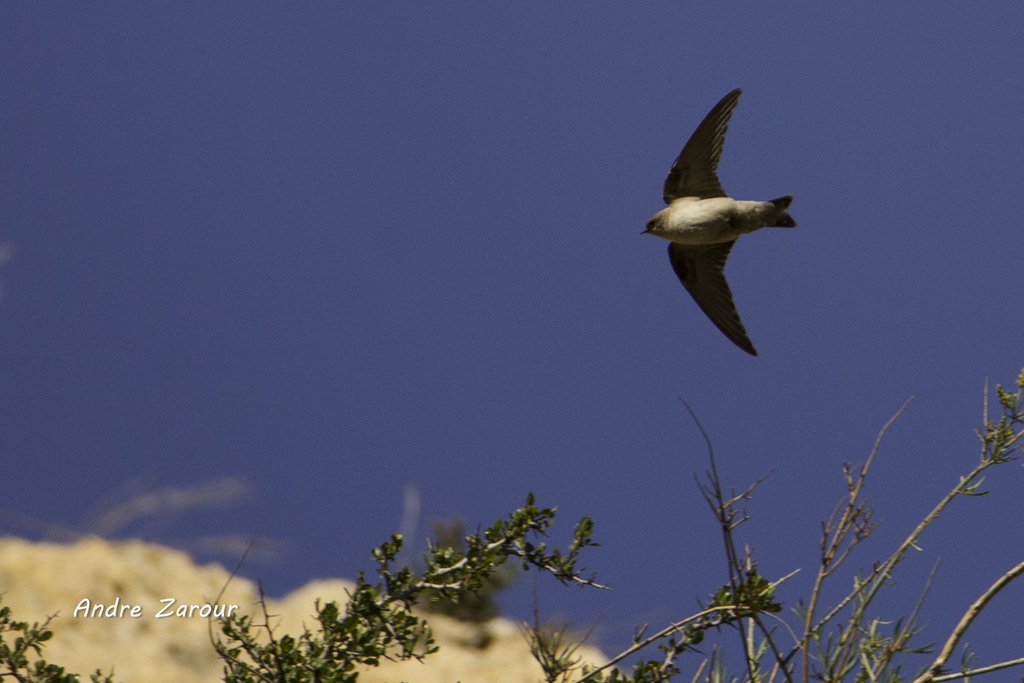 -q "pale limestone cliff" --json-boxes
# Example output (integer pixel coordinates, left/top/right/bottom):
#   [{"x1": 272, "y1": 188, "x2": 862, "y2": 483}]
[{"x1": 0, "y1": 536, "x2": 604, "y2": 683}]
